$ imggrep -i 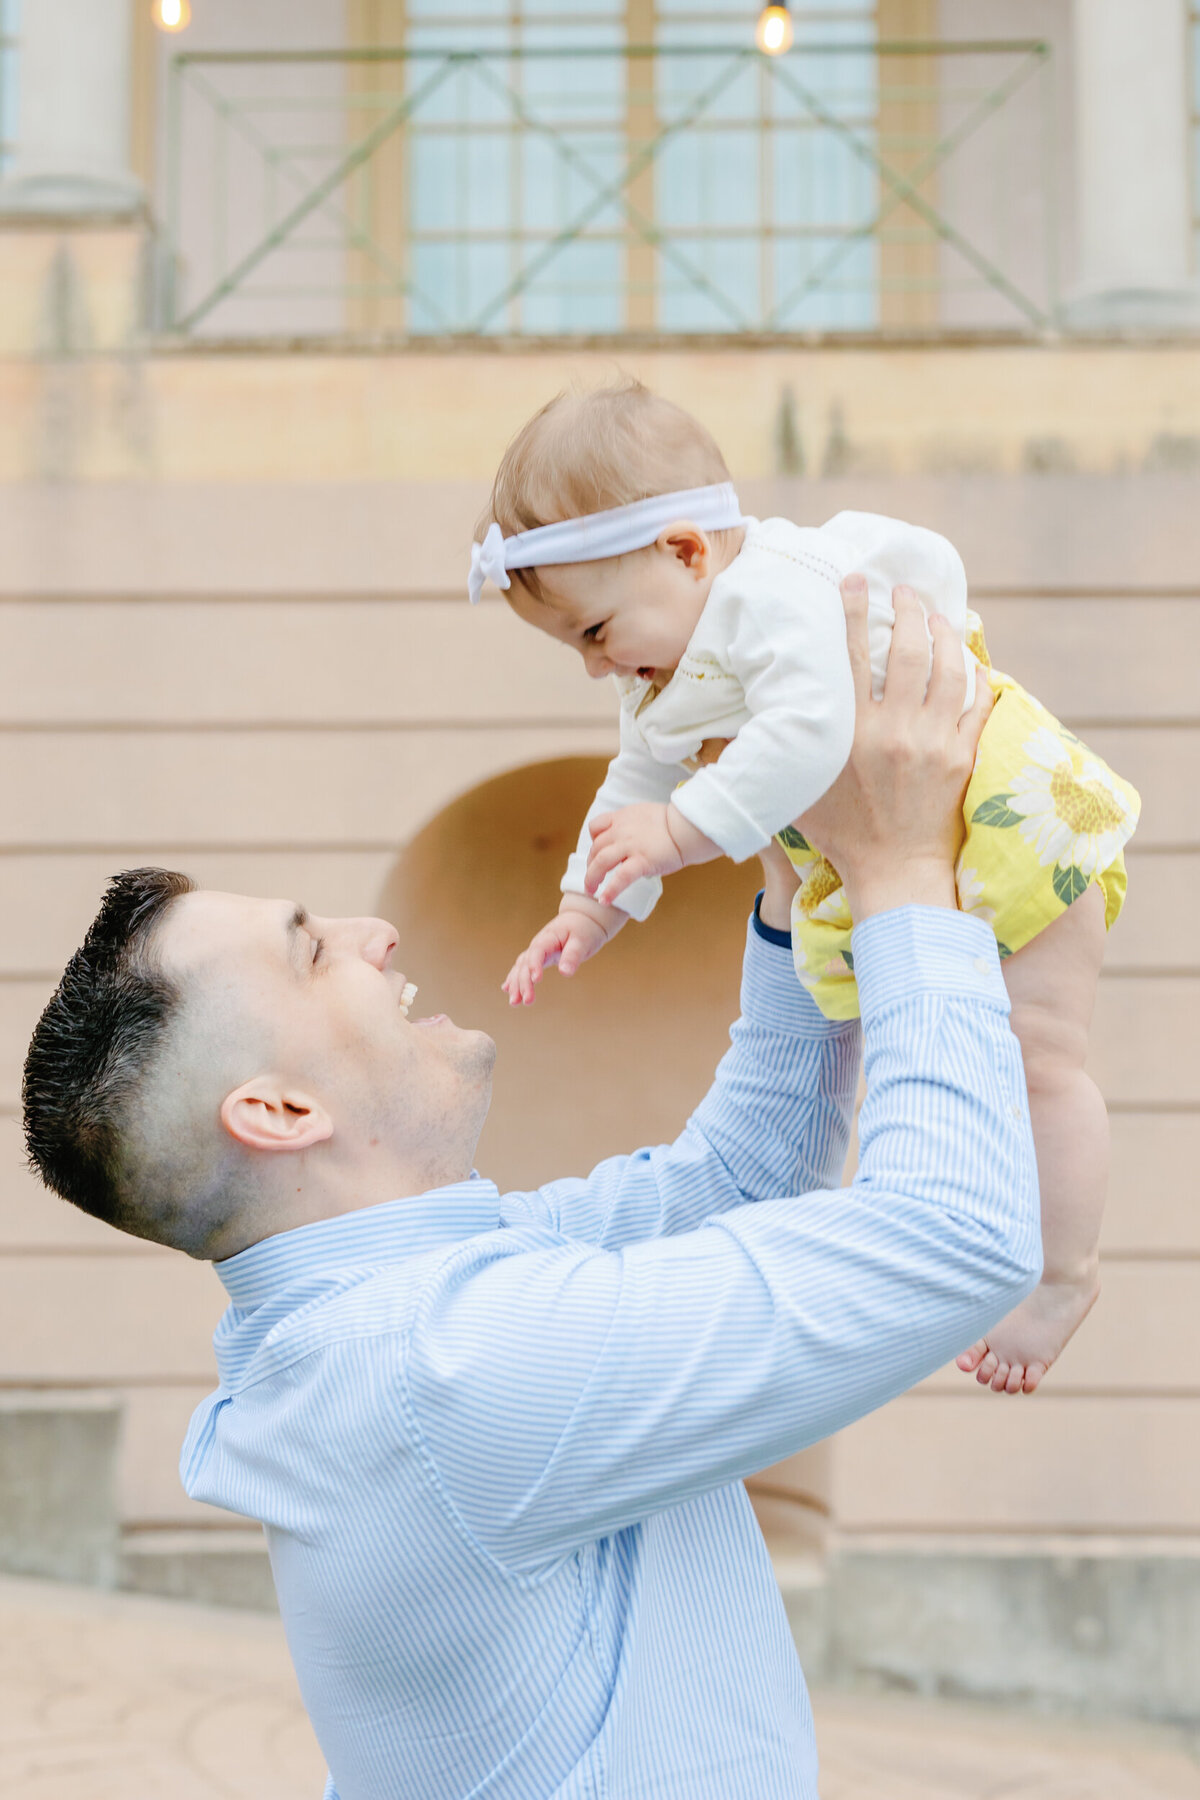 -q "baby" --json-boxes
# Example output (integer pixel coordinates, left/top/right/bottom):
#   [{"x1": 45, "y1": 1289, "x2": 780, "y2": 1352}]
[{"x1": 470, "y1": 380, "x2": 1140, "y2": 1397}]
